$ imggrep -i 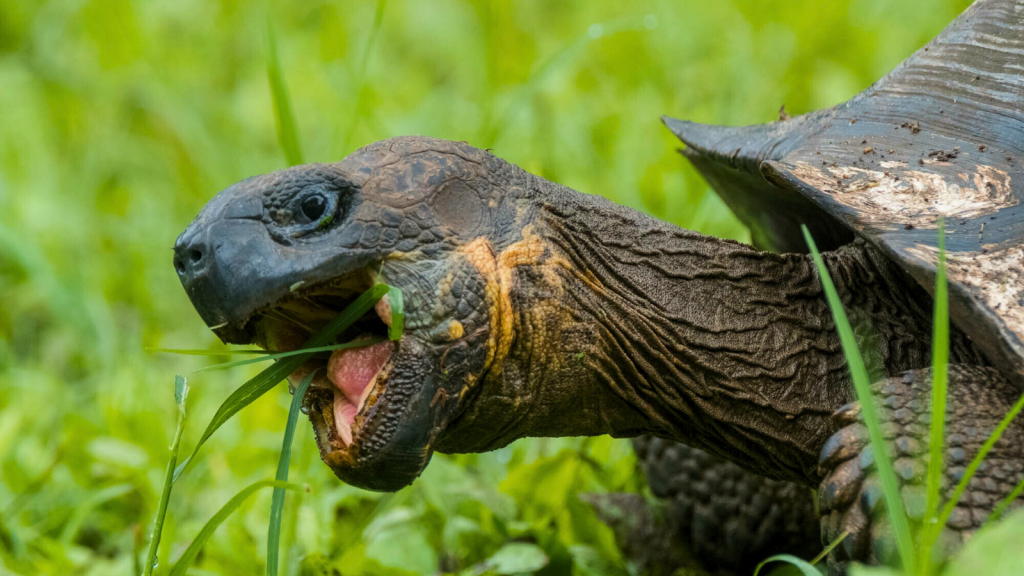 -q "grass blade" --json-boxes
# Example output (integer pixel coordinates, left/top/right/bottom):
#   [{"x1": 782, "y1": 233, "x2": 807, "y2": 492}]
[
  {"x1": 811, "y1": 530, "x2": 849, "y2": 566},
  {"x1": 481, "y1": 15, "x2": 652, "y2": 148},
  {"x1": 60, "y1": 483, "x2": 134, "y2": 545},
  {"x1": 266, "y1": 371, "x2": 316, "y2": 576},
  {"x1": 753, "y1": 523, "x2": 846, "y2": 574},
  {"x1": 133, "y1": 524, "x2": 144, "y2": 576},
  {"x1": 803, "y1": 225, "x2": 916, "y2": 574},
  {"x1": 147, "y1": 348, "x2": 269, "y2": 356},
  {"x1": 173, "y1": 283, "x2": 389, "y2": 481},
  {"x1": 752, "y1": 554, "x2": 821, "y2": 576},
  {"x1": 168, "y1": 480, "x2": 303, "y2": 576},
  {"x1": 193, "y1": 339, "x2": 384, "y2": 373},
  {"x1": 343, "y1": 0, "x2": 387, "y2": 151},
  {"x1": 142, "y1": 375, "x2": 189, "y2": 576},
  {"x1": 920, "y1": 220, "x2": 949, "y2": 571},
  {"x1": 990, "y1": 475, "x2": 1024, "y2": 524},
  {"x1": 266, "y1": 13, "x2": 303, "y2": 166},
  {"x1": 387, "y1": 285, "x2": 404, "y2": 341}
]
